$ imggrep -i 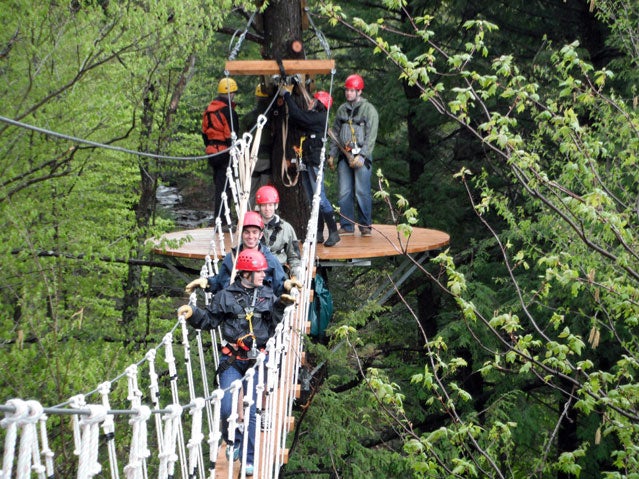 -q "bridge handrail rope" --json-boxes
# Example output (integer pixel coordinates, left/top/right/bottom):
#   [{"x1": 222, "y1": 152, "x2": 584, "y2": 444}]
[
  {"x1": 1, "y1": 304, "x2": 301, "y2": 478},
  {"x1": 0, "y1": 86, "x2": 331, "y2": 477},
  {"x1": 2, "y1": 10, "x2": 337, "y2": 473}
]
